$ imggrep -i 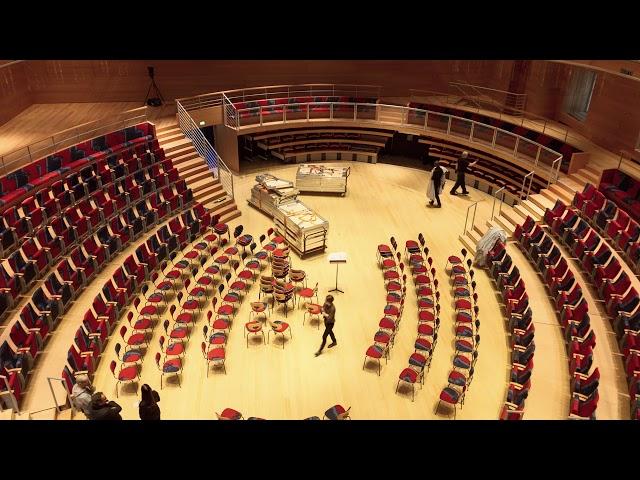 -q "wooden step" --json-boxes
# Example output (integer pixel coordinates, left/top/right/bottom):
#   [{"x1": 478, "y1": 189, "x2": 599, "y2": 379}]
[
  {"x1": 0, "y1": 408, "x2": 15, "y2": 420},
  {"x1": 557, "y1": 177, "x2": 583, "y2": 193},
  {"x1": 162, "y1": 139, "x2": 193, "y2": 154},
  {"x1": 156, "y1": 131, "x2": 184, "y2": 144},
  {"x1": 29, "y1": 408, "x2": 58, "y2": 420},
  {"x1": 514, "y1": 204, "x2": 539, "y2": 221},
  {"x1": 156, "y1": 123, "x2": 179, "y2": 133},
  {"x1": 583, "y1": 165, "x2": 602, "y2": 178},
  {"x1": 548, "y1": 184, "x2": 574, "y2": 204},
  {"x1": 181, "y1": 164, "x2": 209, "y2": 179},
  {"x1": 176, "y1": 158, "x2": 206, "y2": 174},
  {"x1": 578, "y1": 169, "x2": 600, "y2": 184},
  {"x1": 493, "y1": 215, "x2": 516, "y2": 235},
  {"x1": 55, "y1": 408, "x2": 75, "y2": 420},
  {"x1": 473, "y1": 223, "x2": 488, "y2": 238},
  {"x1": 540, "y1": 188, "x2": 562, "y2": 205},
  {"x1": 194, "y1": 184, "x2": 225, "y2": 200},
  {"x1": 570, "y1": 173, "x2": 592, "y2": 186},
  {"x1": 521, "y1": 200, "x2": 545, "y2": 218},
  {"x1": 501, "y1": 205, "x2": 526, "y2": 228},
  {"x1": 184, "y1": 169, "x2": 214, "y2": 185},
  {"x1": 529, "y1": 193, "x2": 555, "y2": 212},
  {"x1": 190, "y1": 177, "x2": 223, "y2": 194},
  {"x1": 207, "y1": 197, "x2": 236, "y2": 215},
  {"x1": 169, "y1": 150, "x2": 200, "y2": 167},
  {"x1": 458, "y1": 233, "x2": 477, "y2": 256},
  {"x1": 219, "y1": 208, "x2": 242, "y2": 225}
]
